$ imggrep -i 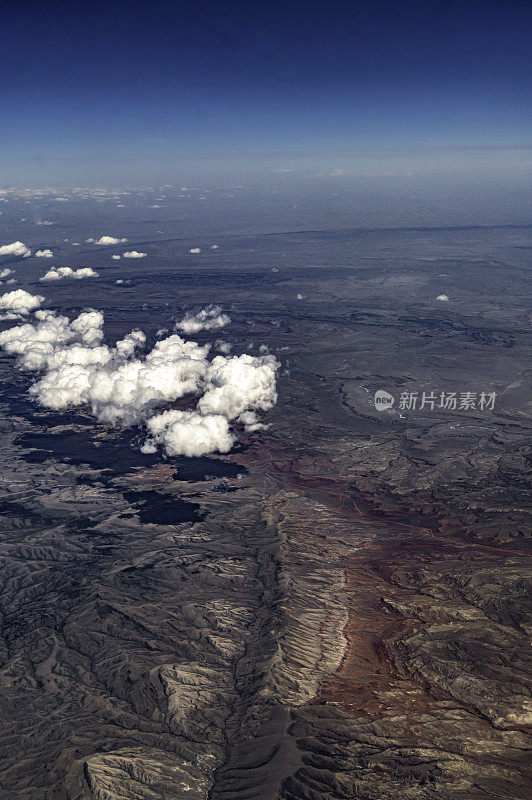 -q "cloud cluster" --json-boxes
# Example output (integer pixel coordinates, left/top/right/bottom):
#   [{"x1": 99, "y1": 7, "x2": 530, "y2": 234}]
[
  {"x1": 35, "y1": 249, "x2": 54, "y2": 258},
  {"x1": 0, "y1": 241, "x2": 31, "y2": 258},
  {"x1": 123, "y1": 251, "x2": 146, "y2": 258},
  {"x1": 175, "y1": 305, "x2": 230, "y2": 334},
  {"x1": 40, "y1": 267, "x2": 99, "y2": 282},
  {"x1": 0, "y1": 289, "x2": 44, "y2": 316},
  {"x1": 0, "y1": 295, "x2": 279, "y2": 457},
  {"x1": 143, "y1": 410, "x2": 234, "y2": 457},
  {"x1": 198, "y1": 353, "x2": 278, "y2": 420},
  {"x1": 94, "y1": 236, "x2": 127, "y2": 245},
  {"x1": 0, "y1": 309, "x2": 105, "y2": 370}
]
